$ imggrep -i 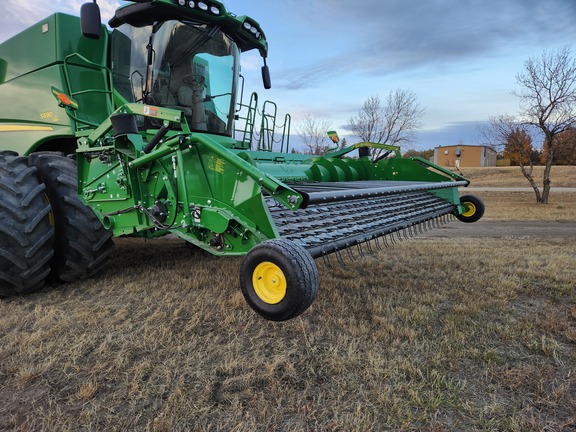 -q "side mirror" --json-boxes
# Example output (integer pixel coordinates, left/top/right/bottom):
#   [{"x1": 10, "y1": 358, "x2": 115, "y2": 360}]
[
  {"x1": 261, "y1": 65, "x2": 271, "y2": 90},
  {"x1": 80, "y1": 1, "x2": 101, "y2": 40}
]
